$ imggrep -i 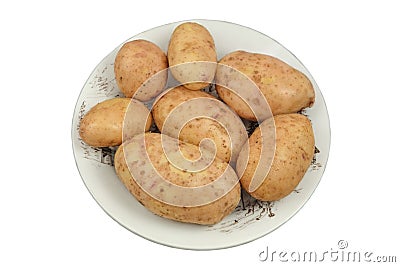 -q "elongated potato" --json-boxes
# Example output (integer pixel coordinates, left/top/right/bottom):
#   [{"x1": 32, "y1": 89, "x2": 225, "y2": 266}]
[
  {"x1": 216, "y1": 50, "x2": 315, "y2": 120},
  {"x1": 79, "y1": 98, "x2": 152, "y2": 147},
  {"x1": 168, "y1": 22, "x2": 217, "y2": 90},
  {"x1": 114, "y1": 133, "x2": 241, "y2": 225},
  {"x1": 114, "y1": 39, "x2": 168, "y2": 101},
  {"x1": 236, "y1": 113, "x2": 315, "y2": 201},
  {"x1": 152, "y1": 86, "x2": 248, "y2": 163}
]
